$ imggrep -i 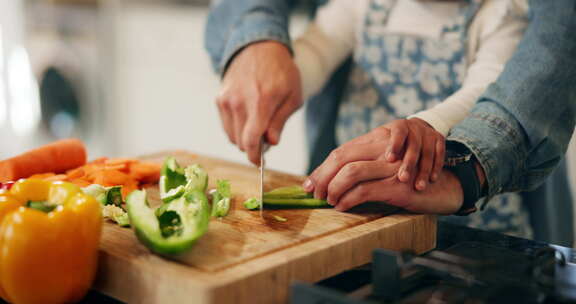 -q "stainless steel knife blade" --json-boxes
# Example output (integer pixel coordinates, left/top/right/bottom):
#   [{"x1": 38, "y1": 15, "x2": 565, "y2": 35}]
[{"x1": 259, "y1": 139, "x2": 269, "y2": 218}]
